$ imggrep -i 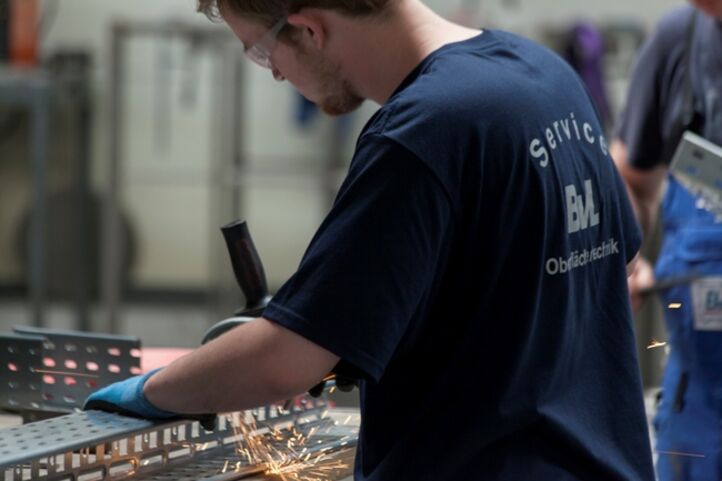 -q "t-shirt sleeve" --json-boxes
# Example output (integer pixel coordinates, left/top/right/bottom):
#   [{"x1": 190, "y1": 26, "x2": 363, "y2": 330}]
[
  {"x1": 263, "y1": 135, "x2": 454, "y2": 383},
  {"x1": 614, "y1": 21, "x2": 671, "y2": 170}
]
